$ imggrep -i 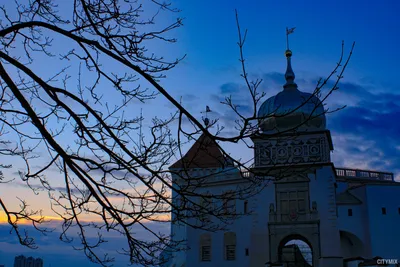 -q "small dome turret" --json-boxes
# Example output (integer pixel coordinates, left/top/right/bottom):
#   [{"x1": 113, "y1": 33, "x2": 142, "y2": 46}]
[{"x1": 258, "y1": 48, "x2": 326, "y2": 133}]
